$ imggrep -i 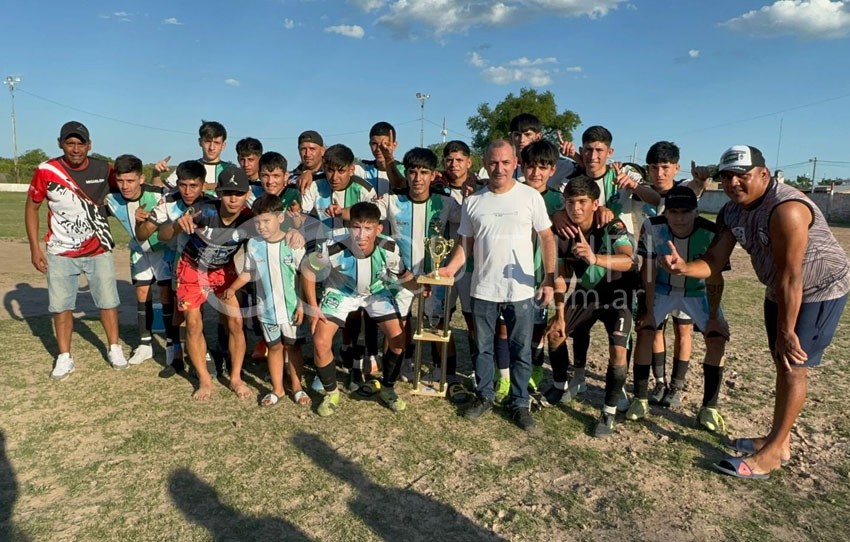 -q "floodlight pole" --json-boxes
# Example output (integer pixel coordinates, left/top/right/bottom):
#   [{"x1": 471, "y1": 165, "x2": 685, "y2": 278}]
[
  {"x1": 415, "y1": 92, "x2": 430, "y2": 147},
  {"x1": 3, "y1": 76, "x2": 21, "y2": 183}
]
